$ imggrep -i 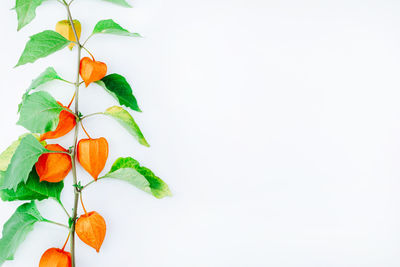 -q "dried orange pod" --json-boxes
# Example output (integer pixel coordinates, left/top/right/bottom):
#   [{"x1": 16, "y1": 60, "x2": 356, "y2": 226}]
[
  {"x1": 76, "y1": 211, "x2": 106, "y2": 252},
  {"x1": 40, "y1": 102, "x2": 76, "y2": 141},
  {"x1": 77, "y1": 137, "x2": 109, "y2": 180},
  {"x1": 39, "y1": 248, "x2": 71, "y2": 267},
  {"x1": 79, "y1": 57, "x2": 107, "y2": 87},
  {"x1": 55, "y1": 19, "x2": 81, "y2": 50},
  {"x1": 36, "y1": 144, "x2": 72, "y2": 183}
]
